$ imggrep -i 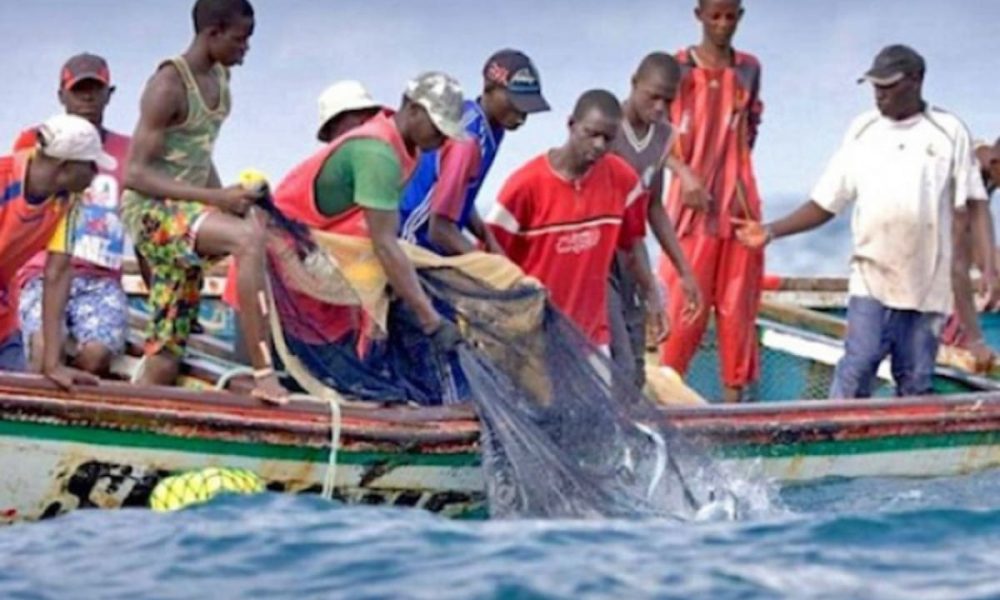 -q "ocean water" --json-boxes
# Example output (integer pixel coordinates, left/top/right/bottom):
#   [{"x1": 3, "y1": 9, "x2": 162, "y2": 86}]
[{"x1": 0, "y1": 471, "x2": 998, "y2": 599}]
